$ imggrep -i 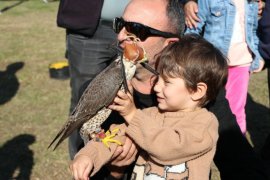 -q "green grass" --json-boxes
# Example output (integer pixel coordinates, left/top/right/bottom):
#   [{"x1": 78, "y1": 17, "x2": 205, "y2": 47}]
[
  {"x1": 0, "y1": 1, "x2": 70, "y2": 179},
  {"x1": 0, "y1": 1, "x2": 269, "y2": 179}
]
